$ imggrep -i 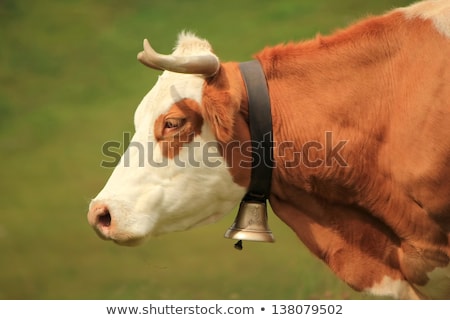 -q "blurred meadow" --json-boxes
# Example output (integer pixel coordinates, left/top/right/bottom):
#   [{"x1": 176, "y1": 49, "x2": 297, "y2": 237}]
[{"x1": 1, "y1": 0, "x2": 413, "y2": 299}]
